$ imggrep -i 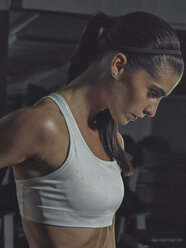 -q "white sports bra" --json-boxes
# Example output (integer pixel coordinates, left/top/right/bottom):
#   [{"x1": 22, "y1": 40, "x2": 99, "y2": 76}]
[{"x1": 15, "y1": 93, "x2": 124, "y2": 228}]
